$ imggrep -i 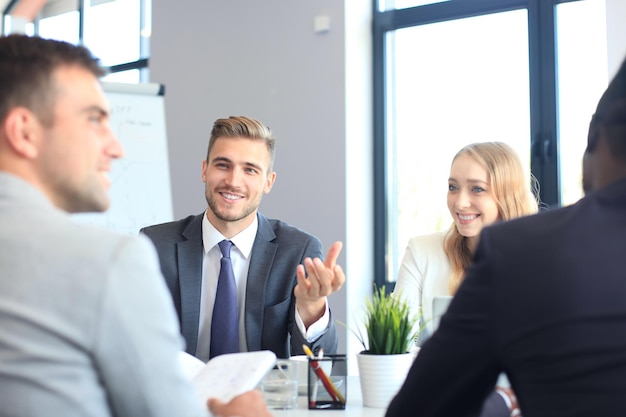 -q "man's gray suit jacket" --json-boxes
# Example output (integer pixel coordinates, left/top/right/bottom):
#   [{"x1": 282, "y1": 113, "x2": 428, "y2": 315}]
[
  {"x1": 0, "y1": 173, "x2": 205, "y2": 417},
  {"x1": 141, "y1": 212, "x2": 338, "y2": 359}
]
